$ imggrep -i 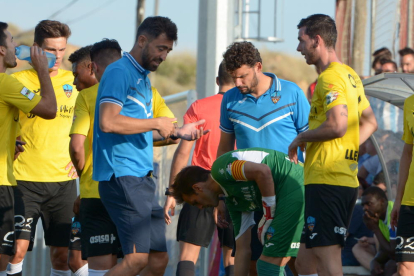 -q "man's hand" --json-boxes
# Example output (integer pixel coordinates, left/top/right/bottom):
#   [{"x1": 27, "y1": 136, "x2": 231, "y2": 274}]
[
  {"x1": 391, "y1": 201, "x2": 400, "y2": 231},
  {"x1": 358, "y1": 236, "x2": 373, "y2": 248},
  {"x1": 370, "y1": 259, "x2": 383, "y2": 276},
  {"x1": 288, "y1": 135, "x2": 306, "y2": 164},
  {"x1": 258, "y1": 201, "x2": 276, "y2": 245},
  {"x1": 216, "y1": 199, "x2": 229, "y2": 229},
  {"x1": 14, "y1": 140, "x2": 26, "y2": 160},
  {"x1": 176, "y1": 119, "x2": 210, "y2": 141},
  {"x1": 164, "y1": 196, "x2": 176, "y2": 225},
  {"x1": 73, "y1": 195, "x2": 81, "y2": 215},
  {"x1": 30, "y1": 46, "x2": 50, "y2": 73},
  {"x1": 363, "y1": 210, "x2": 380, "y2": 231},
  {"x1": 156, "y1": 117, "x2": 177, "y2": 139},
  {"x1": 65, "y1": 161, "x2": 79, "y2": 179}
]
